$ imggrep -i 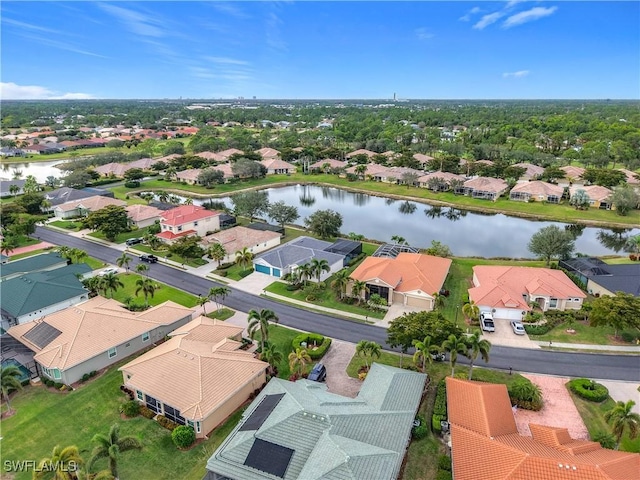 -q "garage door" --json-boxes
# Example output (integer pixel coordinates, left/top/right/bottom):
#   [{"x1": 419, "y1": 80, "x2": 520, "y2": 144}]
[
  {"x1": 493, "y1": 308, "x2": 524, "y2": 320},
  {"x1": 406, "y1": 295, "x2": 430, "y2": 309},
  {"x1": 254, "y1": 264, "x2": 271, "y2": 275}
]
